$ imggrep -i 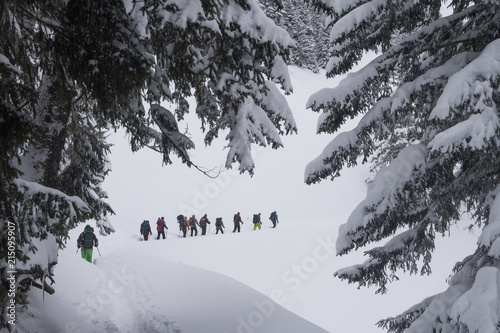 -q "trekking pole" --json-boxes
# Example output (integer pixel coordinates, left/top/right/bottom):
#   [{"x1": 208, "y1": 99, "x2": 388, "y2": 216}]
[
  {"x1": 96, "y1": 247, "x2": 102, "y2": 257},
  {"x1": 76, "y1": 248, "x2": 79, "y2": 254}
]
